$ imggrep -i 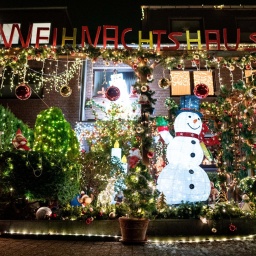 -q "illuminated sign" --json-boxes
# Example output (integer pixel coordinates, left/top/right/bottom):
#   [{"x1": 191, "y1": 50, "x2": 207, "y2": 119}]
[{"x1": 0, "y1": 23, "x2": 255, "y2": 51}]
